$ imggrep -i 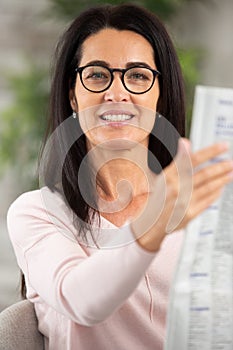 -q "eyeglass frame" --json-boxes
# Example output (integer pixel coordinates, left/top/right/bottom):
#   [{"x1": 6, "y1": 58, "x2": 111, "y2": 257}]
[{"x1": 74, "y1": 64, "x2": 161, "y2": 95}]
